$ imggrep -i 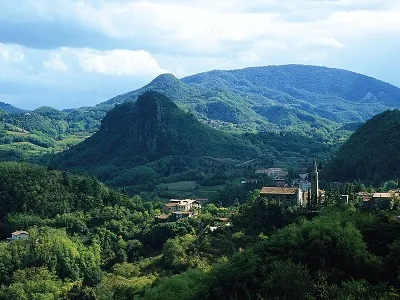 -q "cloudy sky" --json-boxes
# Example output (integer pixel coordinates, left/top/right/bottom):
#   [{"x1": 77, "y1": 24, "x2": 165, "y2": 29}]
[{"x1": 1, "y1": 0, "x2": 400, "y2": 109}]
